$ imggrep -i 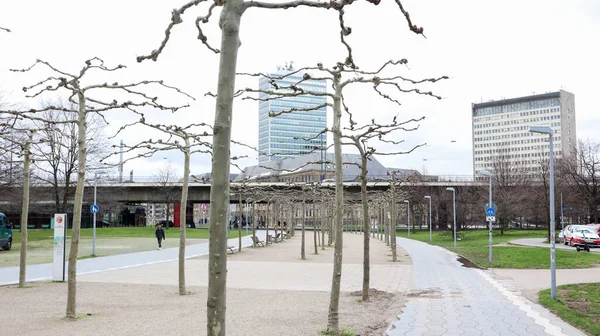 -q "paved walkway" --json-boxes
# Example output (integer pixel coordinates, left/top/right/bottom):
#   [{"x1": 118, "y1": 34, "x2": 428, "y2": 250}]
[
  {"x1": 79, "y1": 232, "x2": 412, "y2": 293},
  {"x1": 510, "y1": 238, "x2": 600, "y2": 253},
  {"x1": 0, "y1": 233, "x2": 263, "y2": 286},
  {"x1": 387, "y1": 237, "x2": 584, "y2": 336}
]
